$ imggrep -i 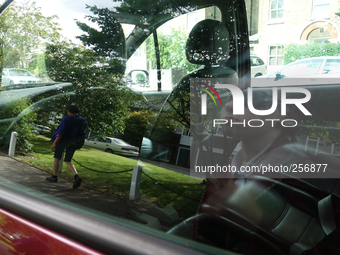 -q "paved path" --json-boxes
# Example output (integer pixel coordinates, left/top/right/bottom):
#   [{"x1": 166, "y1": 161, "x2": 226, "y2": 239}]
[{"x1": 0, "y1": 153, "x2": 176, "y2": 231}]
